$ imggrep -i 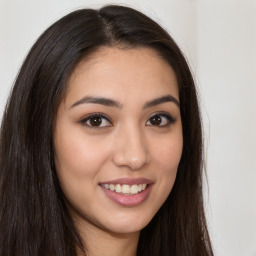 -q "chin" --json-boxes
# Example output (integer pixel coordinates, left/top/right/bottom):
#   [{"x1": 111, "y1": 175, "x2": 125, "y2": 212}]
[{"x1": 97, "y1": 210, "x2": 155, "y2": 235}]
